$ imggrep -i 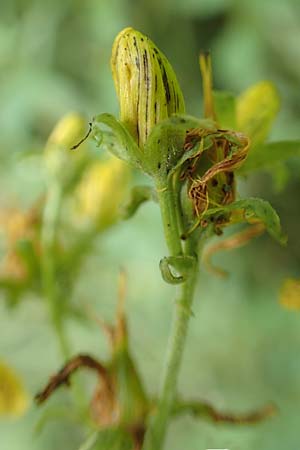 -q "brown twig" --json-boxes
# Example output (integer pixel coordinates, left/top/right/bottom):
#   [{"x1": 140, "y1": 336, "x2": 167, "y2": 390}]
[{"x1": 35, "y1": 354, "x2": 109, "y2": 404}]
